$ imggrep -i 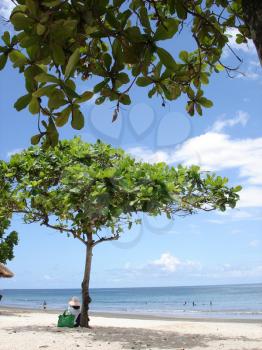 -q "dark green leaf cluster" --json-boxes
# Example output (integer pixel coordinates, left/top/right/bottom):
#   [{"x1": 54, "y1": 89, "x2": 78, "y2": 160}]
[
  {"x1": 2, "y1": 138, "x2": 241, "y2": 246},
  {"x1": 0, "y1": 219, "x2": 18, "y2": 264},
  {"x1": 0, "y1": 162, "x2": 19, "y2": 263},
  {"x1": 0, "y1": 0, "x2": 248, "y2": 146}
]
